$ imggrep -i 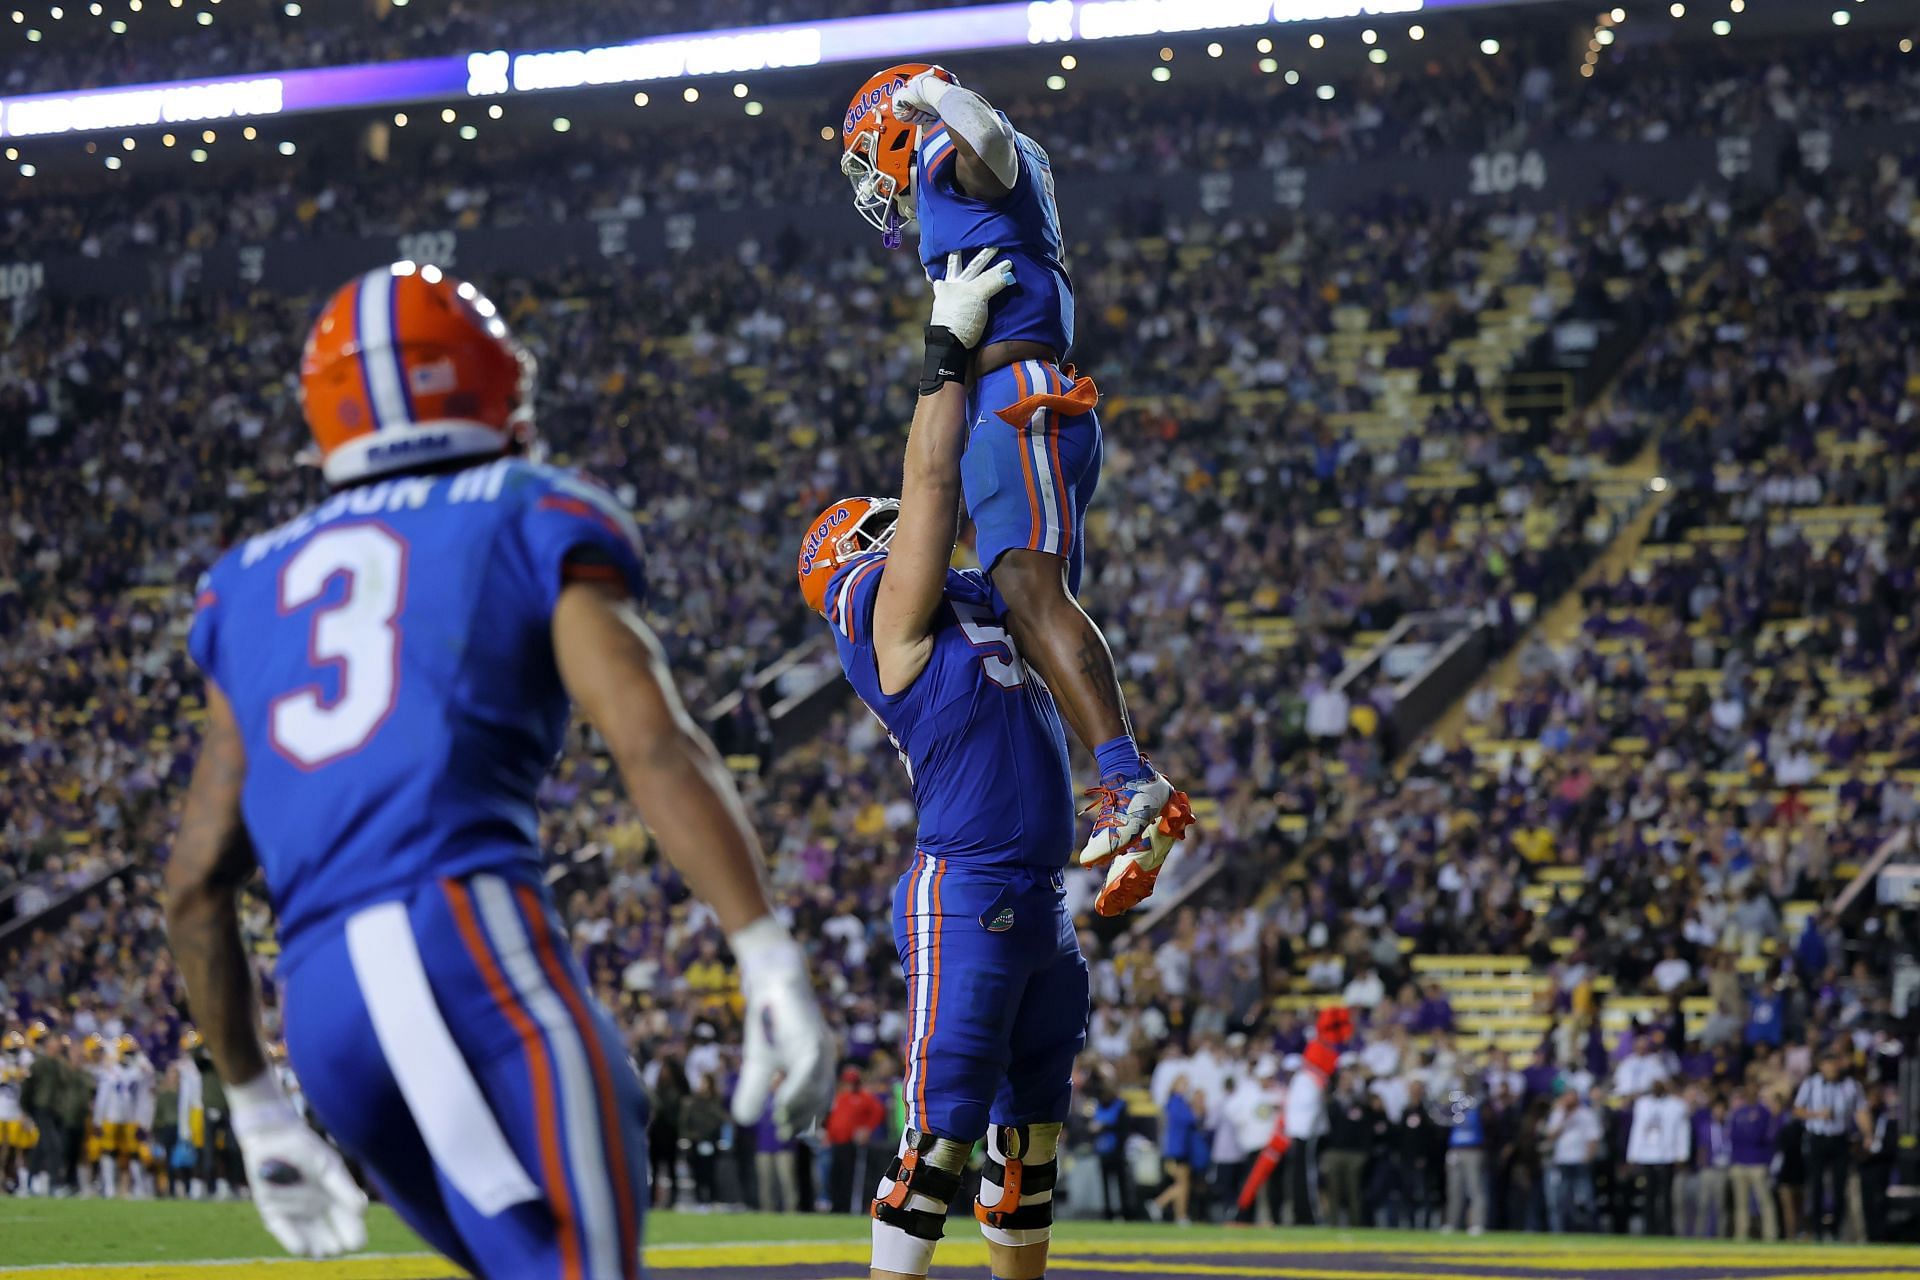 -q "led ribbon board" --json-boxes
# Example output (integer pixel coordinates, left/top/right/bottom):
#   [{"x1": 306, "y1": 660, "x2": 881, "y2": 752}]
[{"x1": 2, "y1": 0, "x2": 1533, "y2": 139}]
